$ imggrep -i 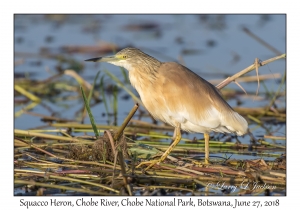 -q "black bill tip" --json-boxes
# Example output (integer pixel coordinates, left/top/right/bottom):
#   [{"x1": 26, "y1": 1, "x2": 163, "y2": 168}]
[{"x1": 84, "y1": 57, "x2": 102, "y2": 62}]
